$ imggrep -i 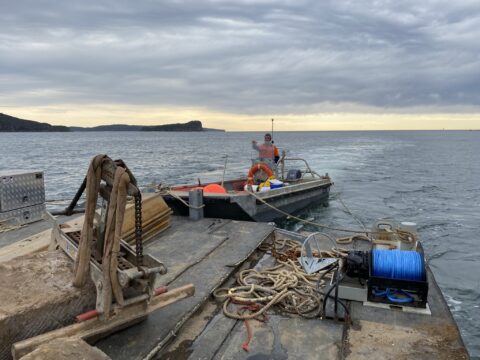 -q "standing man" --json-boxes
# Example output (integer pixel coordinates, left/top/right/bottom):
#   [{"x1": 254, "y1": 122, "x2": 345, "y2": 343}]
[{"x1": 252, "y1": 133, "x2": 280, "y2": 168}]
